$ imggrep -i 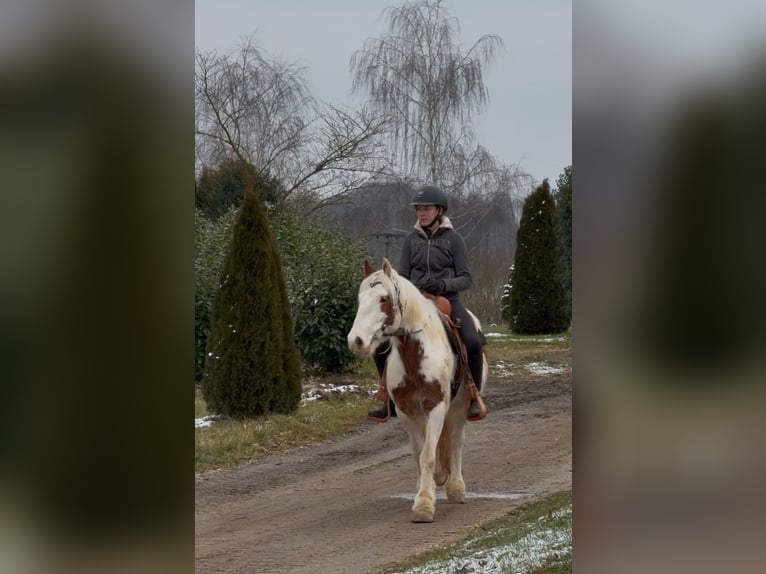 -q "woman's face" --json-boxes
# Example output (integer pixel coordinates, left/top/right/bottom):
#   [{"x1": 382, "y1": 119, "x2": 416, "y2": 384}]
[{"x1": 415, "y1": 204, "x2": 439, "y2": 227}]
